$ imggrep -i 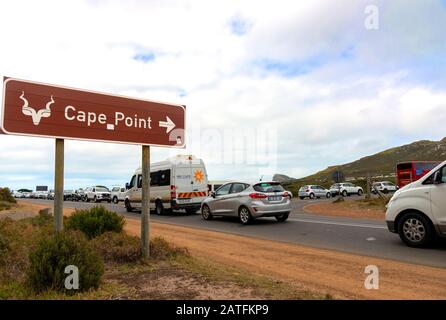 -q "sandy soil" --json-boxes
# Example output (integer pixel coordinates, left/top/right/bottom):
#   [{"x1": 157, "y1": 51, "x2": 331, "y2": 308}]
[
  {"x1": 124, "y1": 219, "x2": 446, "y2": 300},
  {"x1": 0, "y1": 201, "x2": 53, "y2": 220},
  {"x1": 105, "y1": 262, "x2": 263, "y2": 300},
  {"x1": 303, "y1": 202, "x2": 385, "y2": 220}
]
